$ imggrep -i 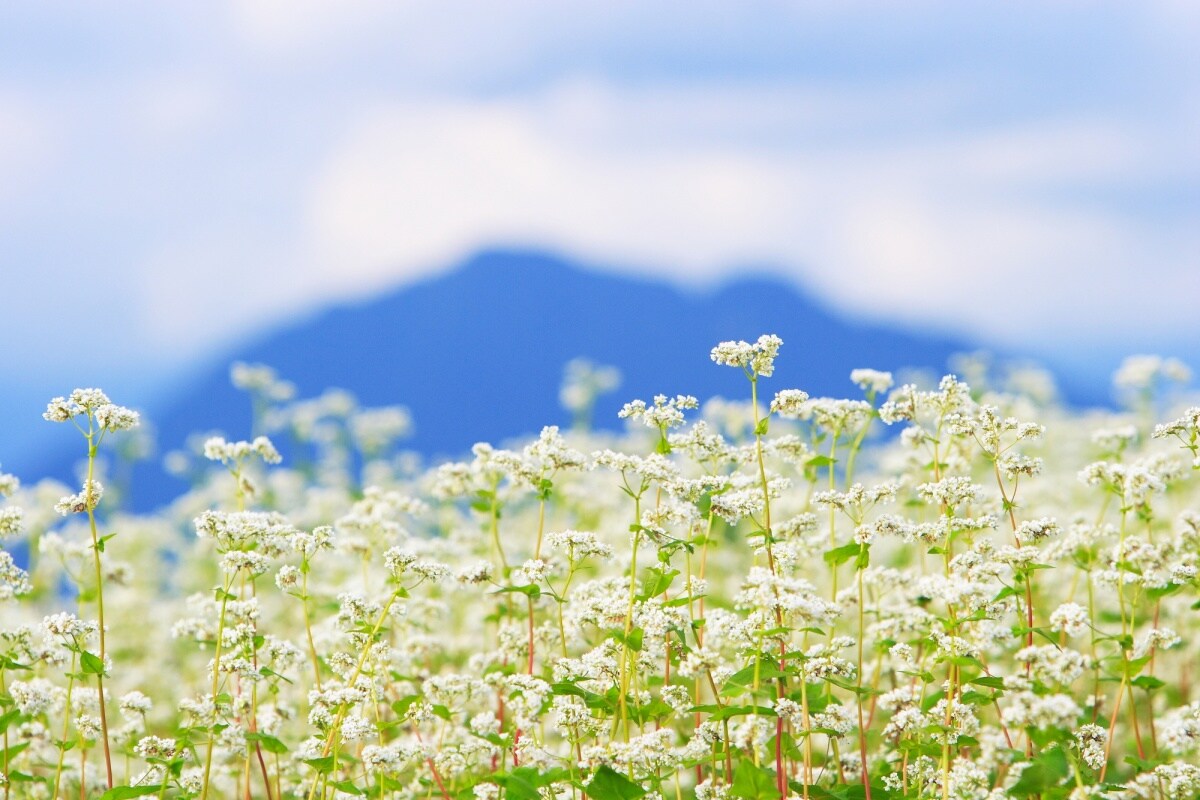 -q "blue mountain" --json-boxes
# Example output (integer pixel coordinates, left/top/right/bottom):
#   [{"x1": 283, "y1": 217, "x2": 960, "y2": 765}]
[{"x1": 31, "y1": 249, "x2": 1009, "y2": 508}]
